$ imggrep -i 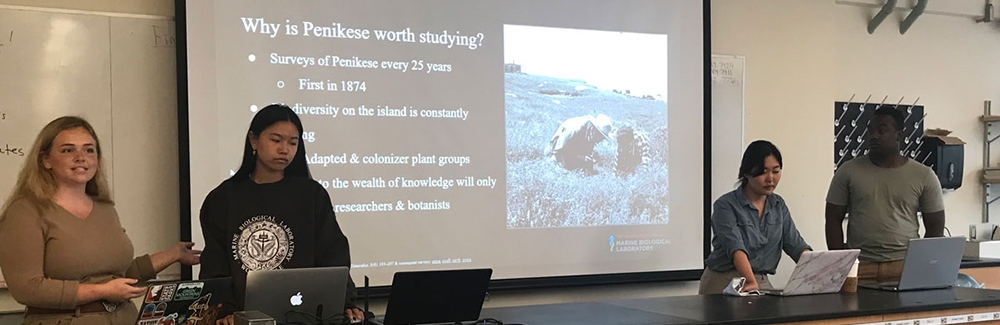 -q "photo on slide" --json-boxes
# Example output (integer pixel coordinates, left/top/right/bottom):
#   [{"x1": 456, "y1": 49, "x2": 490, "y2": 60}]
[{"x1": 504, "y1": 24, "x2": 669, "y2": 229}]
